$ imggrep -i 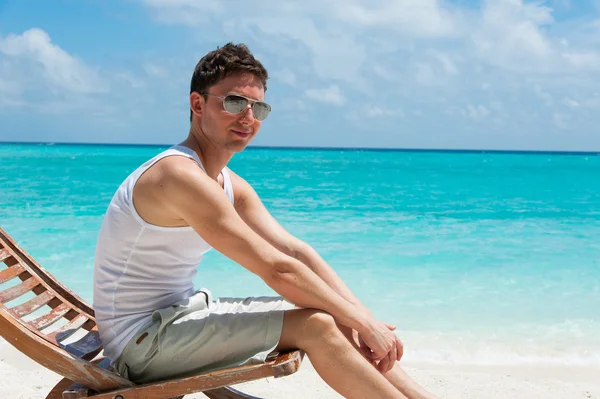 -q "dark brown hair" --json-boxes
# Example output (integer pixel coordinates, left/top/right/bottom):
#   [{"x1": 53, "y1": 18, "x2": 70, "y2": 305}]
[{"x1": 189, "y1": 43, "x2": 269, "y2": 122}]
